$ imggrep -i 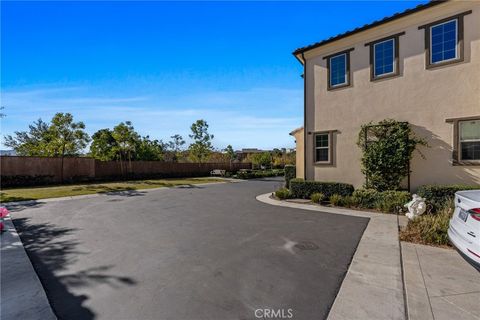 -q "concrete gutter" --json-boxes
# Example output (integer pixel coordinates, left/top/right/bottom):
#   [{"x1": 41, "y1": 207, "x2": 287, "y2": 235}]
[
  {"x1": 0, "y1": 216, "x2": 56, "y2": 320},
  {"x1": 256, "y1": 193, "x2": 405, "y2": 320}
]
